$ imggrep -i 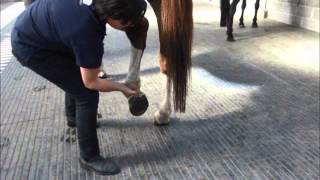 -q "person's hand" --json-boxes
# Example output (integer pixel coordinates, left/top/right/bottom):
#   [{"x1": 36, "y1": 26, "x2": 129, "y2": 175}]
[{"x1": 120, "y1": 83, "x2": 138, "y2": 98}]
